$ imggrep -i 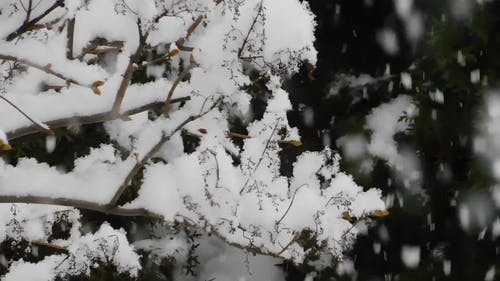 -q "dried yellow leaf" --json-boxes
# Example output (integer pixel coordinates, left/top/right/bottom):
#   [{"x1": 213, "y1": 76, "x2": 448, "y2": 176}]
[
  {"x1": 93, "y1": 80, "x2": 105, "y2": 87},
  {"x1": 0, "y1": 141, "x2": 12, "y2": 151},
  {"x1": 189, "y1": 53, "x2": 196, "y2": 64},
  {"x1": 342, "y1": 211, "x2": 351, "y2": 221},
  {"x1": 120, "y1": 115, "x2": 132, "y2": 121},
  {"x1": 289, "y1": 140, "x2": 303, "y2": 147},
  {"x1": 169, "y1": 49, "x2": 180, "y2": 57},
  {"x1": 373, "y1": 210, "x2": 390, "y2": 217},
  {"x1": 92, "y1": 81, "x2": 105, "y2": 95}
]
